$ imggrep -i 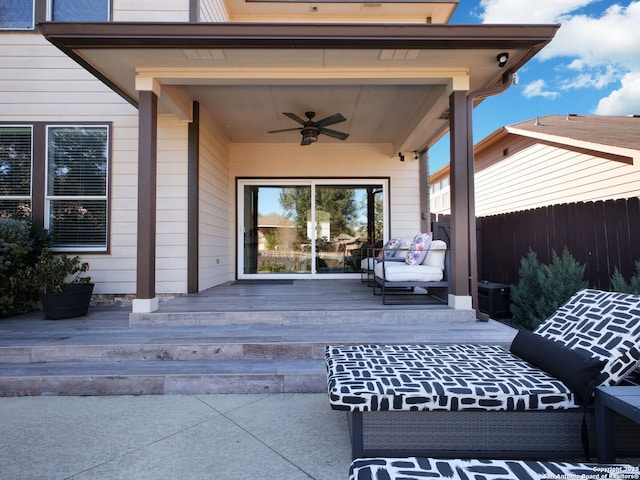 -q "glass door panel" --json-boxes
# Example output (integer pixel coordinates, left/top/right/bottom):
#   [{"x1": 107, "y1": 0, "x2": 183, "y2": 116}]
[
  {"x1": 242, "y1": 185, "x2": 311, "y2": 275},
  {"x1": 315, "y1": 185, "x2": 383, "y2": 274},
  {"x1": 240, "y1": 180, "x2": 386, "y2": 278}
]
